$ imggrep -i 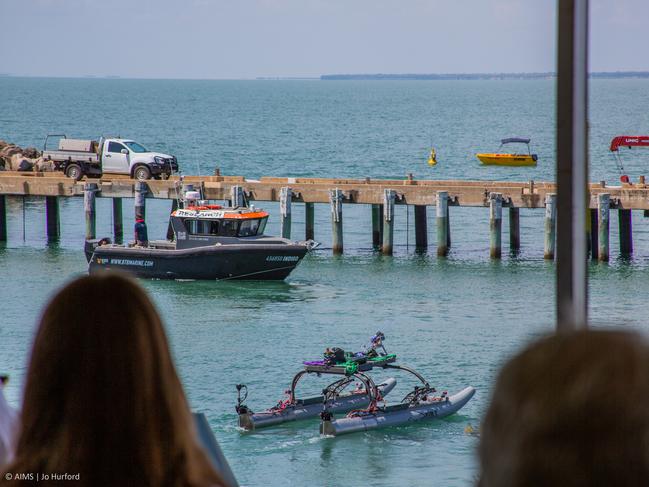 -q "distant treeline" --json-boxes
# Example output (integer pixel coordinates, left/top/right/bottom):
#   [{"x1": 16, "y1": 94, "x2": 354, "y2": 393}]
[{"x1": 320, "y1": 72, "x2": 649, "y2": 80}]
